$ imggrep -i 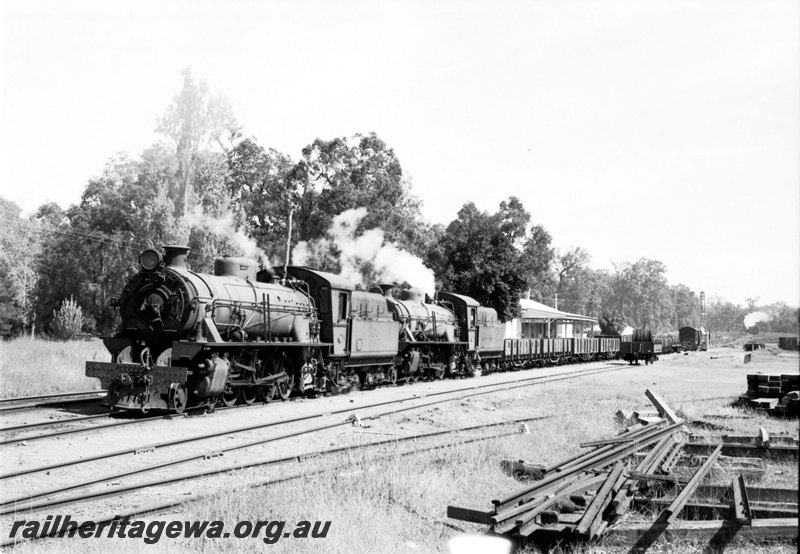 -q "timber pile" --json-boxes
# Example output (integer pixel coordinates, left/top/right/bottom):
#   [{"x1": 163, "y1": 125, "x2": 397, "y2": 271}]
[
  {"x1": 448, "y1": 389, "x2": 799, "y2": 550},
  {"x1": 738, "y1": 374, "x2": 799, "y2": 417}
]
